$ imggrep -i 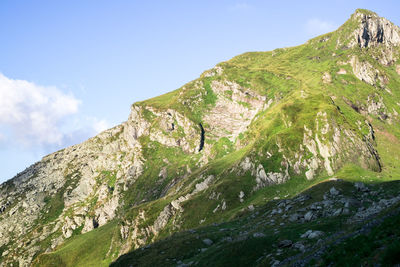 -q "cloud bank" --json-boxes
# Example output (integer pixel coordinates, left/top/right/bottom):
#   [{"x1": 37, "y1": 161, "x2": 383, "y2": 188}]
[
  {"x1": 92, "y1": 118, "x2": 109, "y2": 134},
  {"x1": 0, "y1": 73, "x2": 107, "y2": 149}
]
